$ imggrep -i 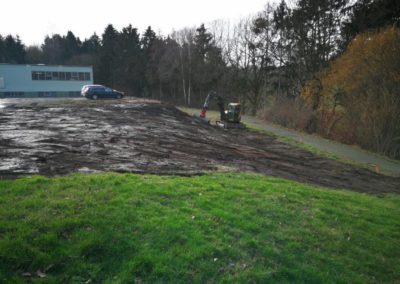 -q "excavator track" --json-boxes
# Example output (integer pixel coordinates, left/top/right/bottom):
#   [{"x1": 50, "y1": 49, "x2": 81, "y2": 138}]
[{"x1": 216, "y1": 120, "x2": 246, "y2": 129}]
